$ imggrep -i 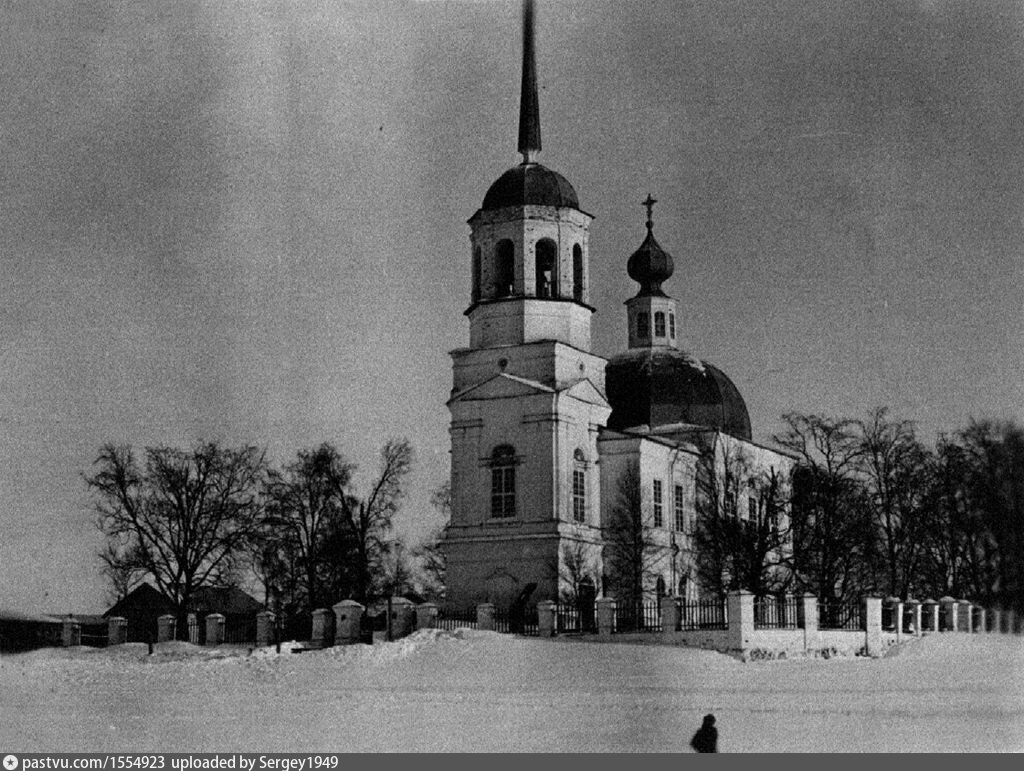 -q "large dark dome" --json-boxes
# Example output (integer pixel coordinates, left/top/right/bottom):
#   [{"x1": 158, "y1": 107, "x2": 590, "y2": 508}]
[
  {"x1": 481, "y1": 162, "x2": 579, "y2": 211},
  {"x1": 605, "y1": 348, "x2": 752, "y2": 440}
]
